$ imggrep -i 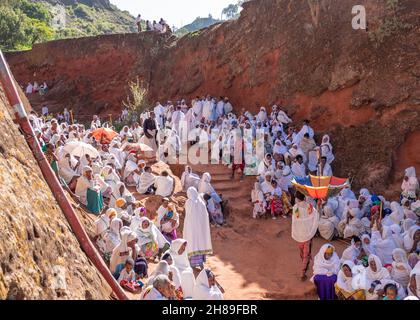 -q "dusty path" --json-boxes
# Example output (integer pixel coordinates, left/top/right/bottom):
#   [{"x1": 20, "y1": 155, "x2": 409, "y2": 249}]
[{"x1": 186, "y1": 163, "x2": 346, "y2": 300}]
